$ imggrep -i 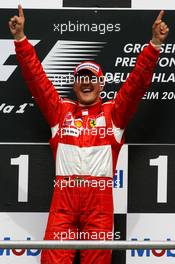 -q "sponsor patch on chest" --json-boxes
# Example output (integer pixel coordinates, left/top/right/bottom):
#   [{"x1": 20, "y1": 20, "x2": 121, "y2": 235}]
[{"x1": 62, "y1": 112, "x2": 107, "y2": 137}]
